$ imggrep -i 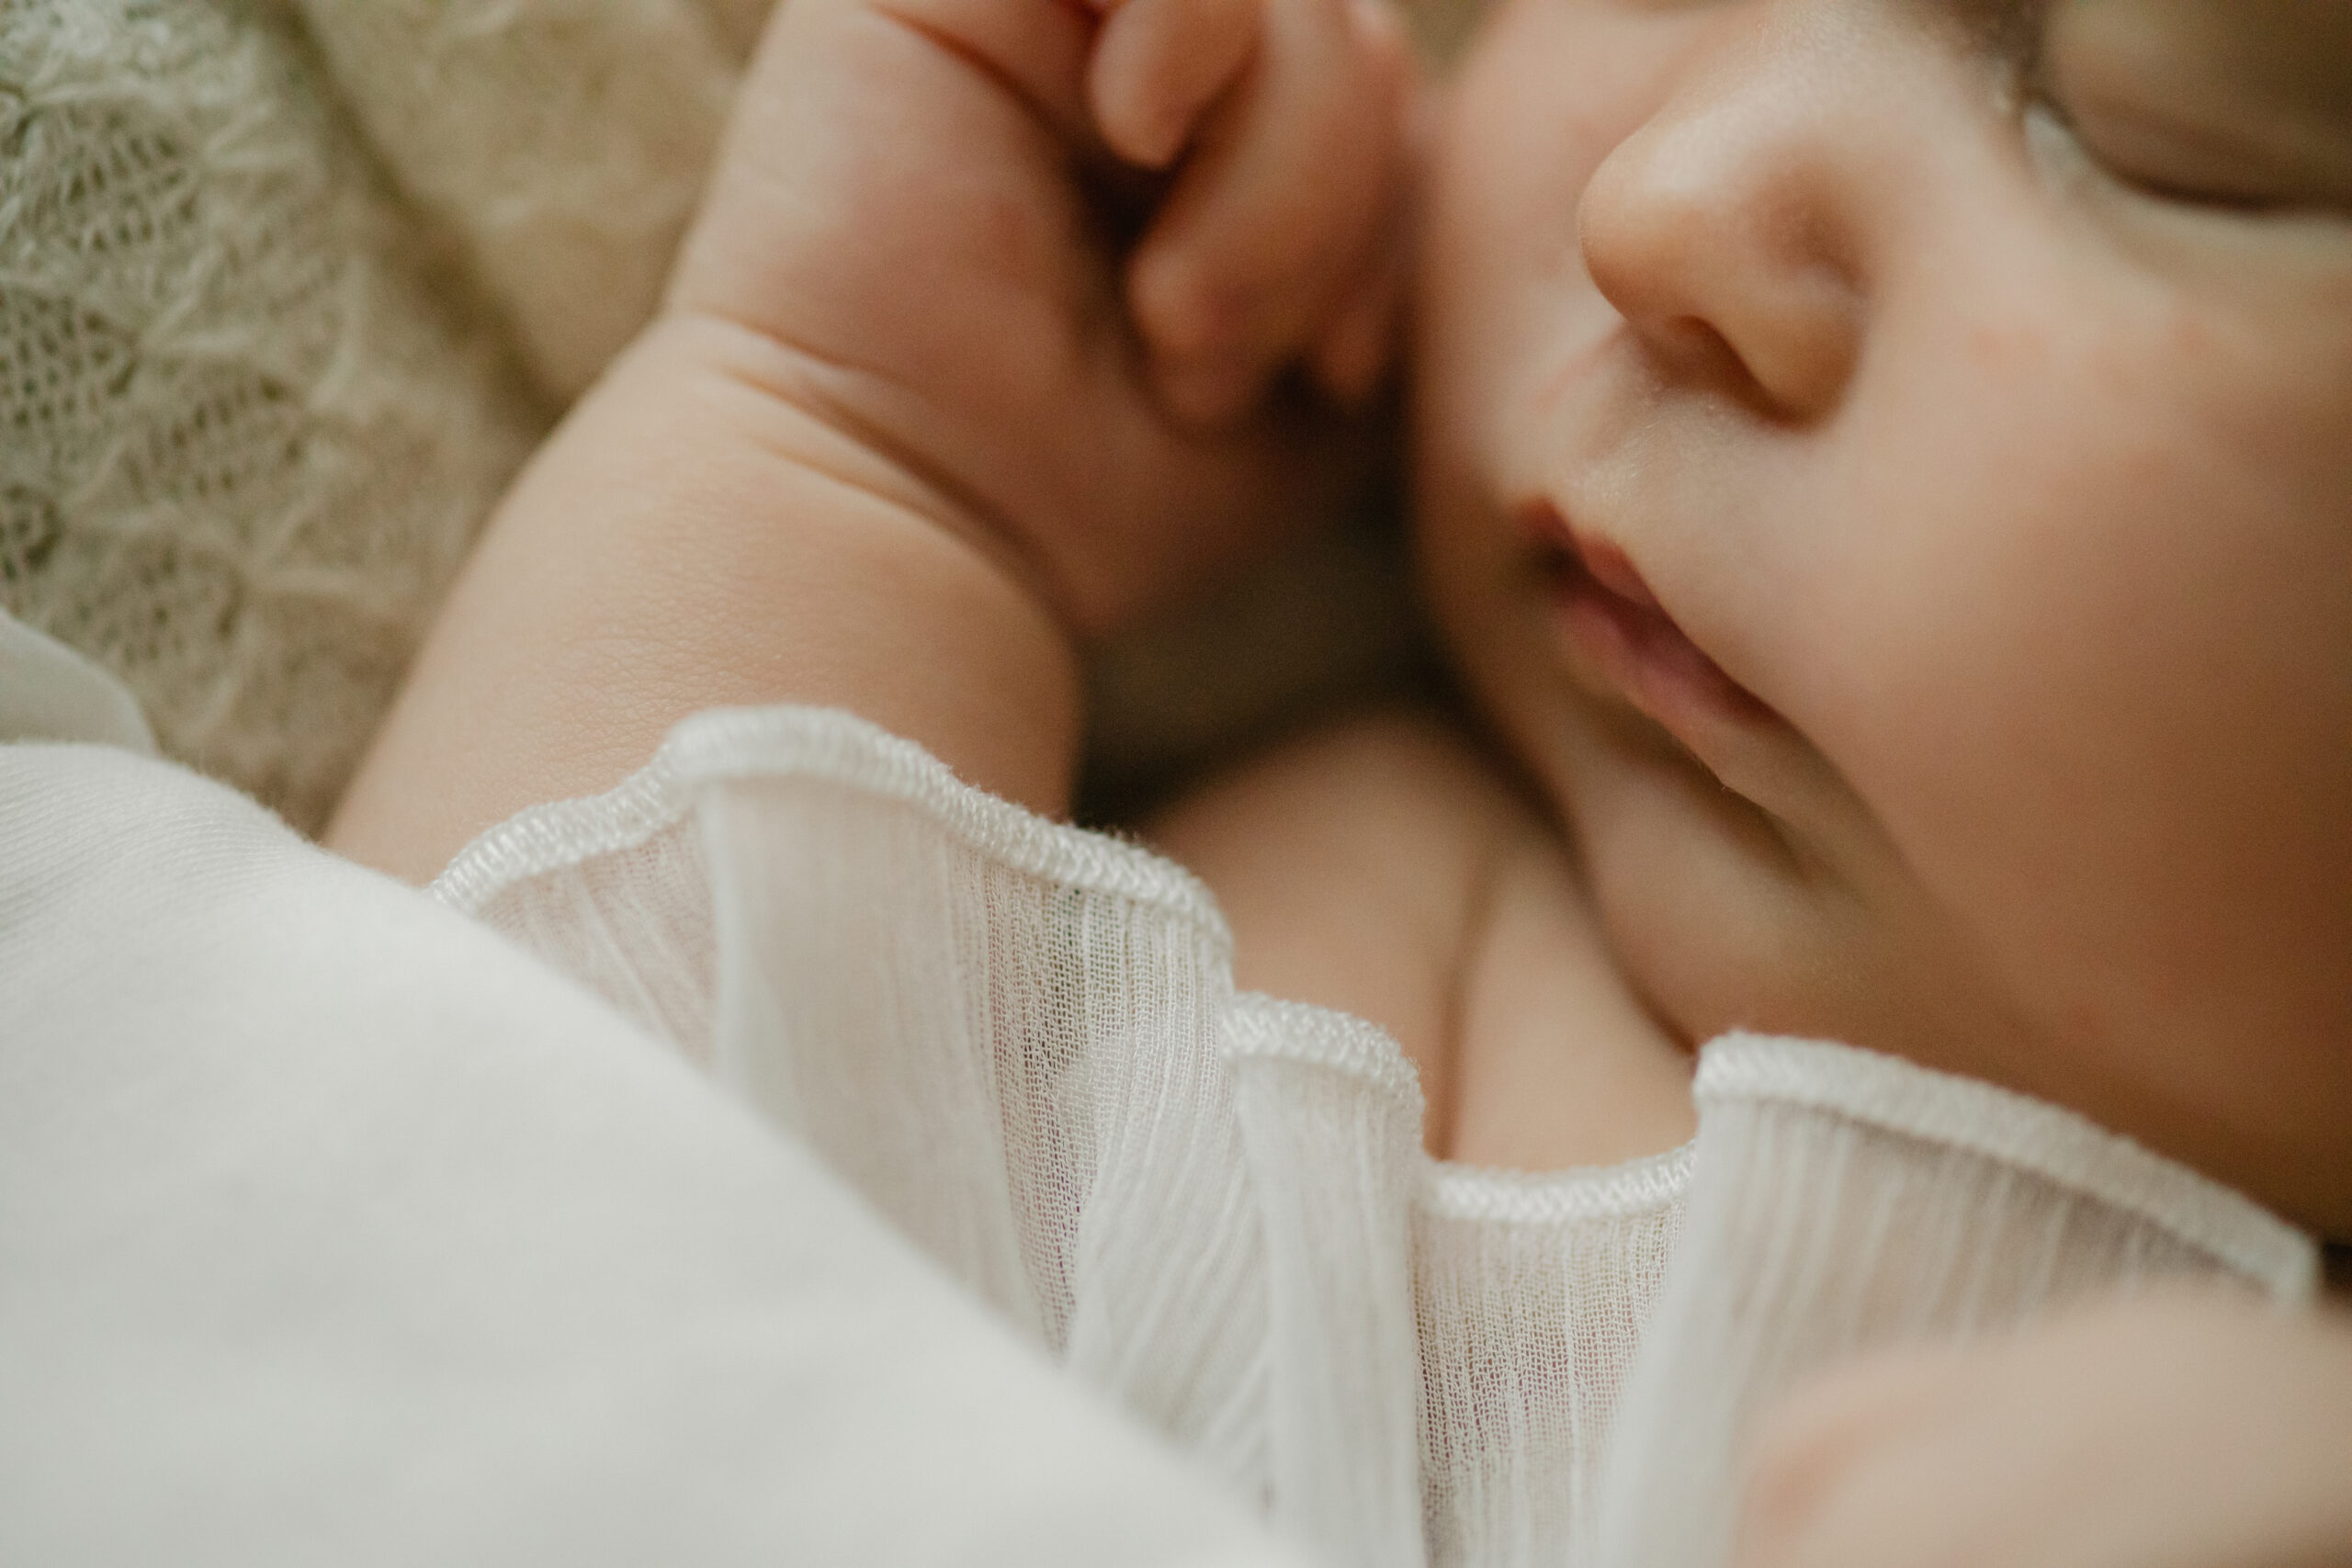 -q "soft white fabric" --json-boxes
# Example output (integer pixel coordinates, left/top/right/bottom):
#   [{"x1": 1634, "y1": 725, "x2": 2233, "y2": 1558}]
[
  {"x1": 1592, "y1": 1039, "x2": 2320, "y2": 1568},
  {"x1": 0, "y1": 609, "x2": 155, "y2": 752},
  {"x1": 0, "y1": 739, "x2": 1306, "y2": 1568},
  {"x1": 0, "y1": 696, "x2": 2319, "y2": 1565},
  {"x1": 435, "y1": 704, "x2": 2323, "y2": 1568}
]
